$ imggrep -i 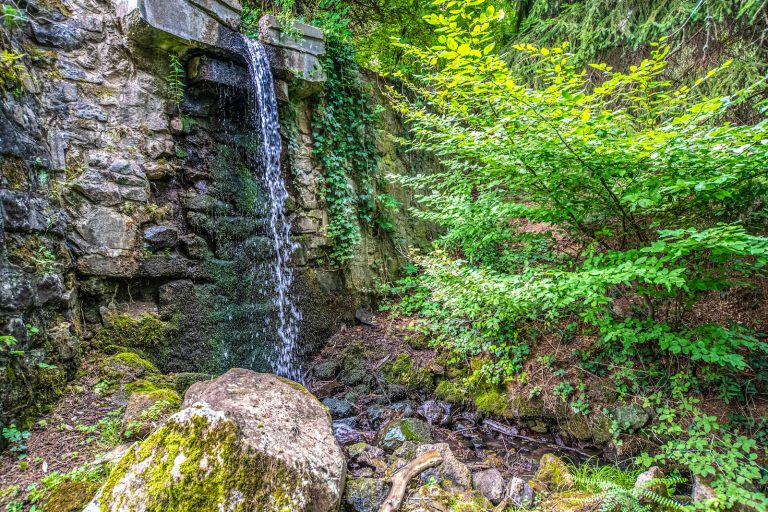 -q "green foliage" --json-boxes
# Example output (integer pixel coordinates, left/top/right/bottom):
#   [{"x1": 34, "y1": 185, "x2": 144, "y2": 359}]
[
  {"x1": 167, "y1": 54, "x2": 185, "y2": 112},
  {"x1": 1, "y1": 424, "x2": 30, "y2": 460},
  {"x1": 510, "y1": 0, "x2": 768, "y2": 114},
  {"x1": 0, "y1": 49, "x2": 25, "y2": 92},
  {"x1": 384, "y1": 0, "x2": 768, "y2": 506},
  {"x1": 388, "y1": 0, "x2": 768, "y2": 383},
  {"x1": 242, "y1": 0, "x2": 300, "y2": 40},
  {"x1": 573, "y1": 463, "x2": 685, "y2": 511},
  {"x1": 1, "y1": 5, "x2": 28, "y2": 29},
  {"x1": 311, "y1": 32, "x2": 380, "y2": 266},
  {"x1": 4, "y1": 460, "x2": 106, "y2": 512},
  {"x1": 639, "y1": 375, "x2": 768, "y2": 510}
]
